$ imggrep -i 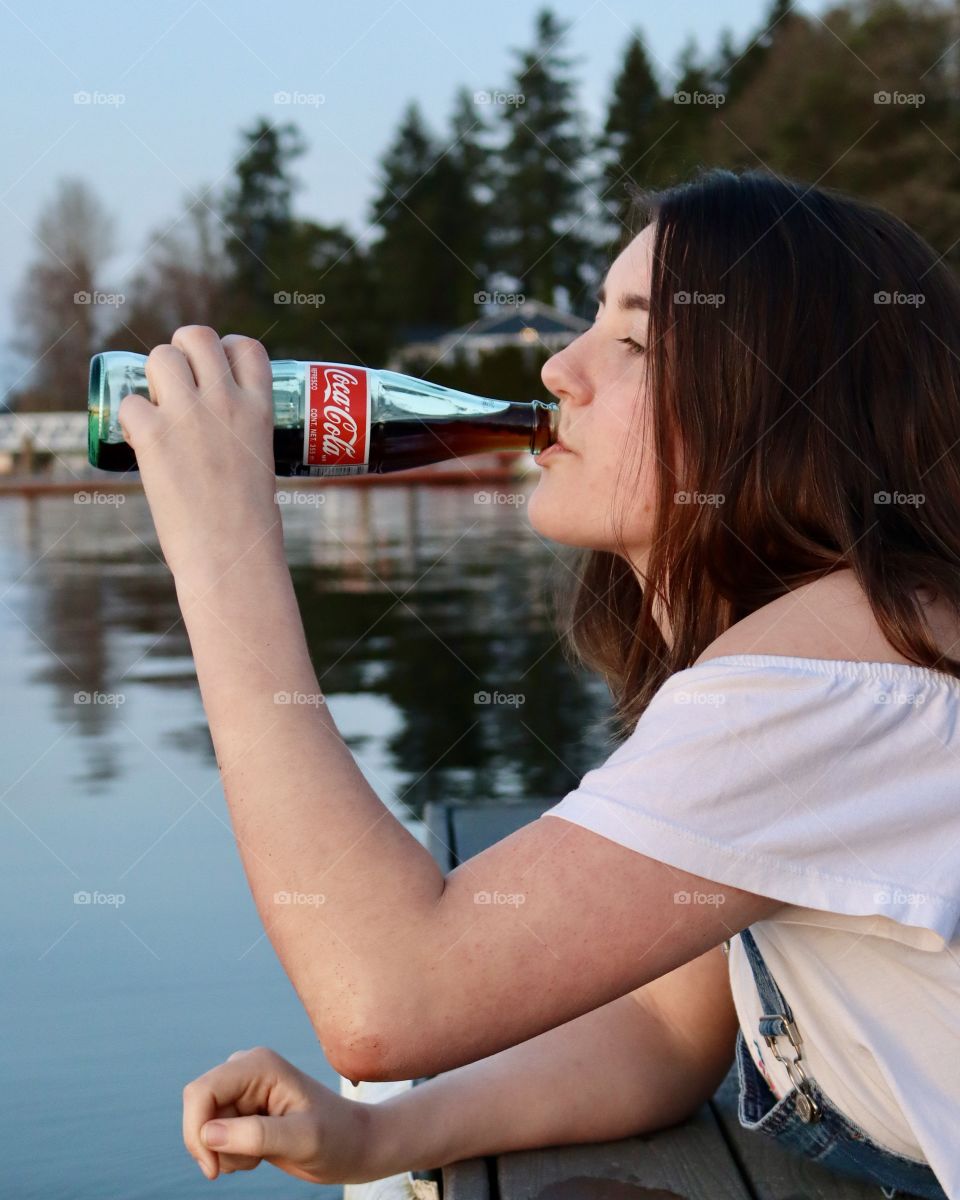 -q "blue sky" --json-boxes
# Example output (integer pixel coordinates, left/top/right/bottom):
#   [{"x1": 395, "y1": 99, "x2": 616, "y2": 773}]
[{"x1": 0, "y1": 0, "x2": 831, "y2": 397}]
